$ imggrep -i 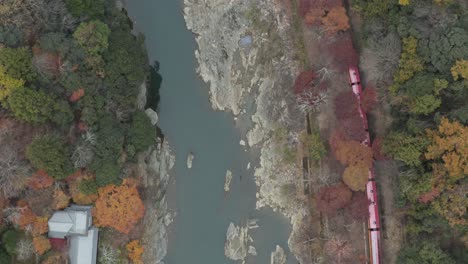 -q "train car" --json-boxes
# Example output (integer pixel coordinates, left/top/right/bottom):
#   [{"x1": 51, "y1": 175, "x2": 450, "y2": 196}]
[
  {"x1": 348, "y1": 66, "x2": 362, "y2": 96},
  {"x1": 348, "y1": 67, "x2": 382, "y2": 264}
]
